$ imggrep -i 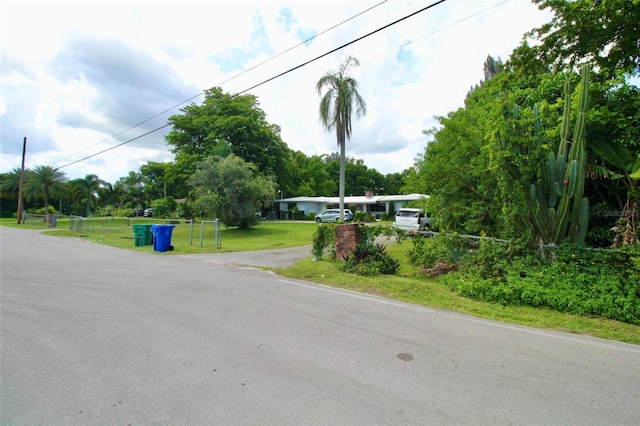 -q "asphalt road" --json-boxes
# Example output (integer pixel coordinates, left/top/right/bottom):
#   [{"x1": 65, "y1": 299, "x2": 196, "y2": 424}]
[{"x1": 1, "y1": 226, "x2": 639, "y2": 425}]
